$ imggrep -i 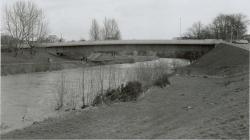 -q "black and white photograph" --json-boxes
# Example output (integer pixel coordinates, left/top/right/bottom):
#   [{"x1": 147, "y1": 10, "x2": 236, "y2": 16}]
[{"x1": 0, "y1": 0, "x2": 249, "y2": 139}]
